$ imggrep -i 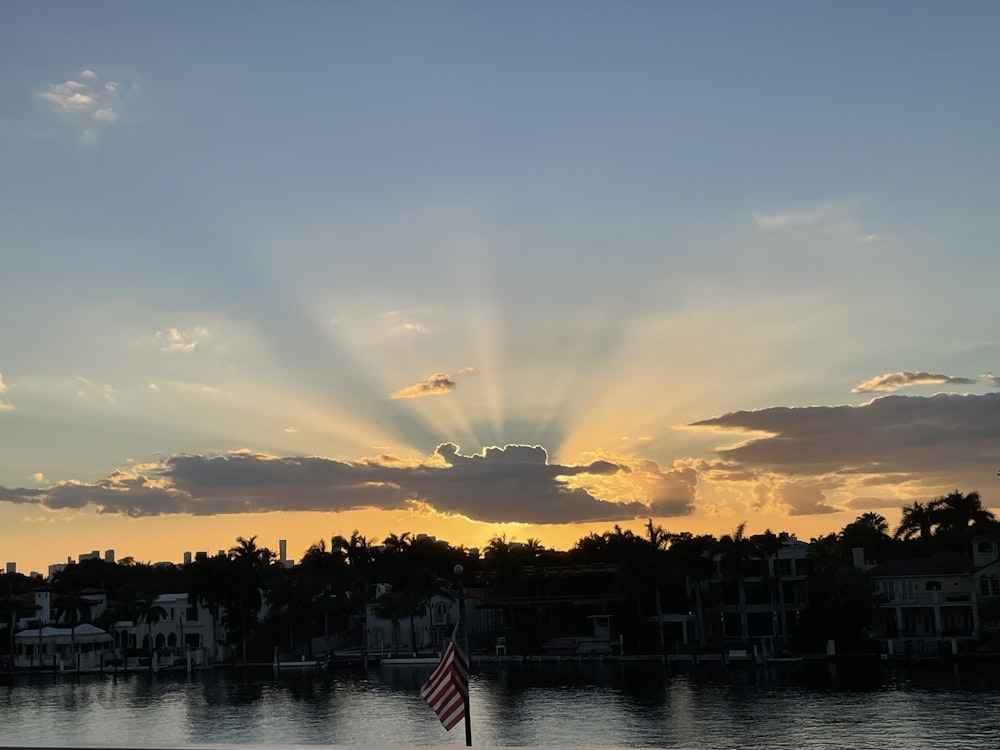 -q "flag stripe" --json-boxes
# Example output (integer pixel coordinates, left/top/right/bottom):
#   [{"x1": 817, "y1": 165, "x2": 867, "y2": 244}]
[{"x1": 421, "y1": 633, "x2": 469, "y2": 732}]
